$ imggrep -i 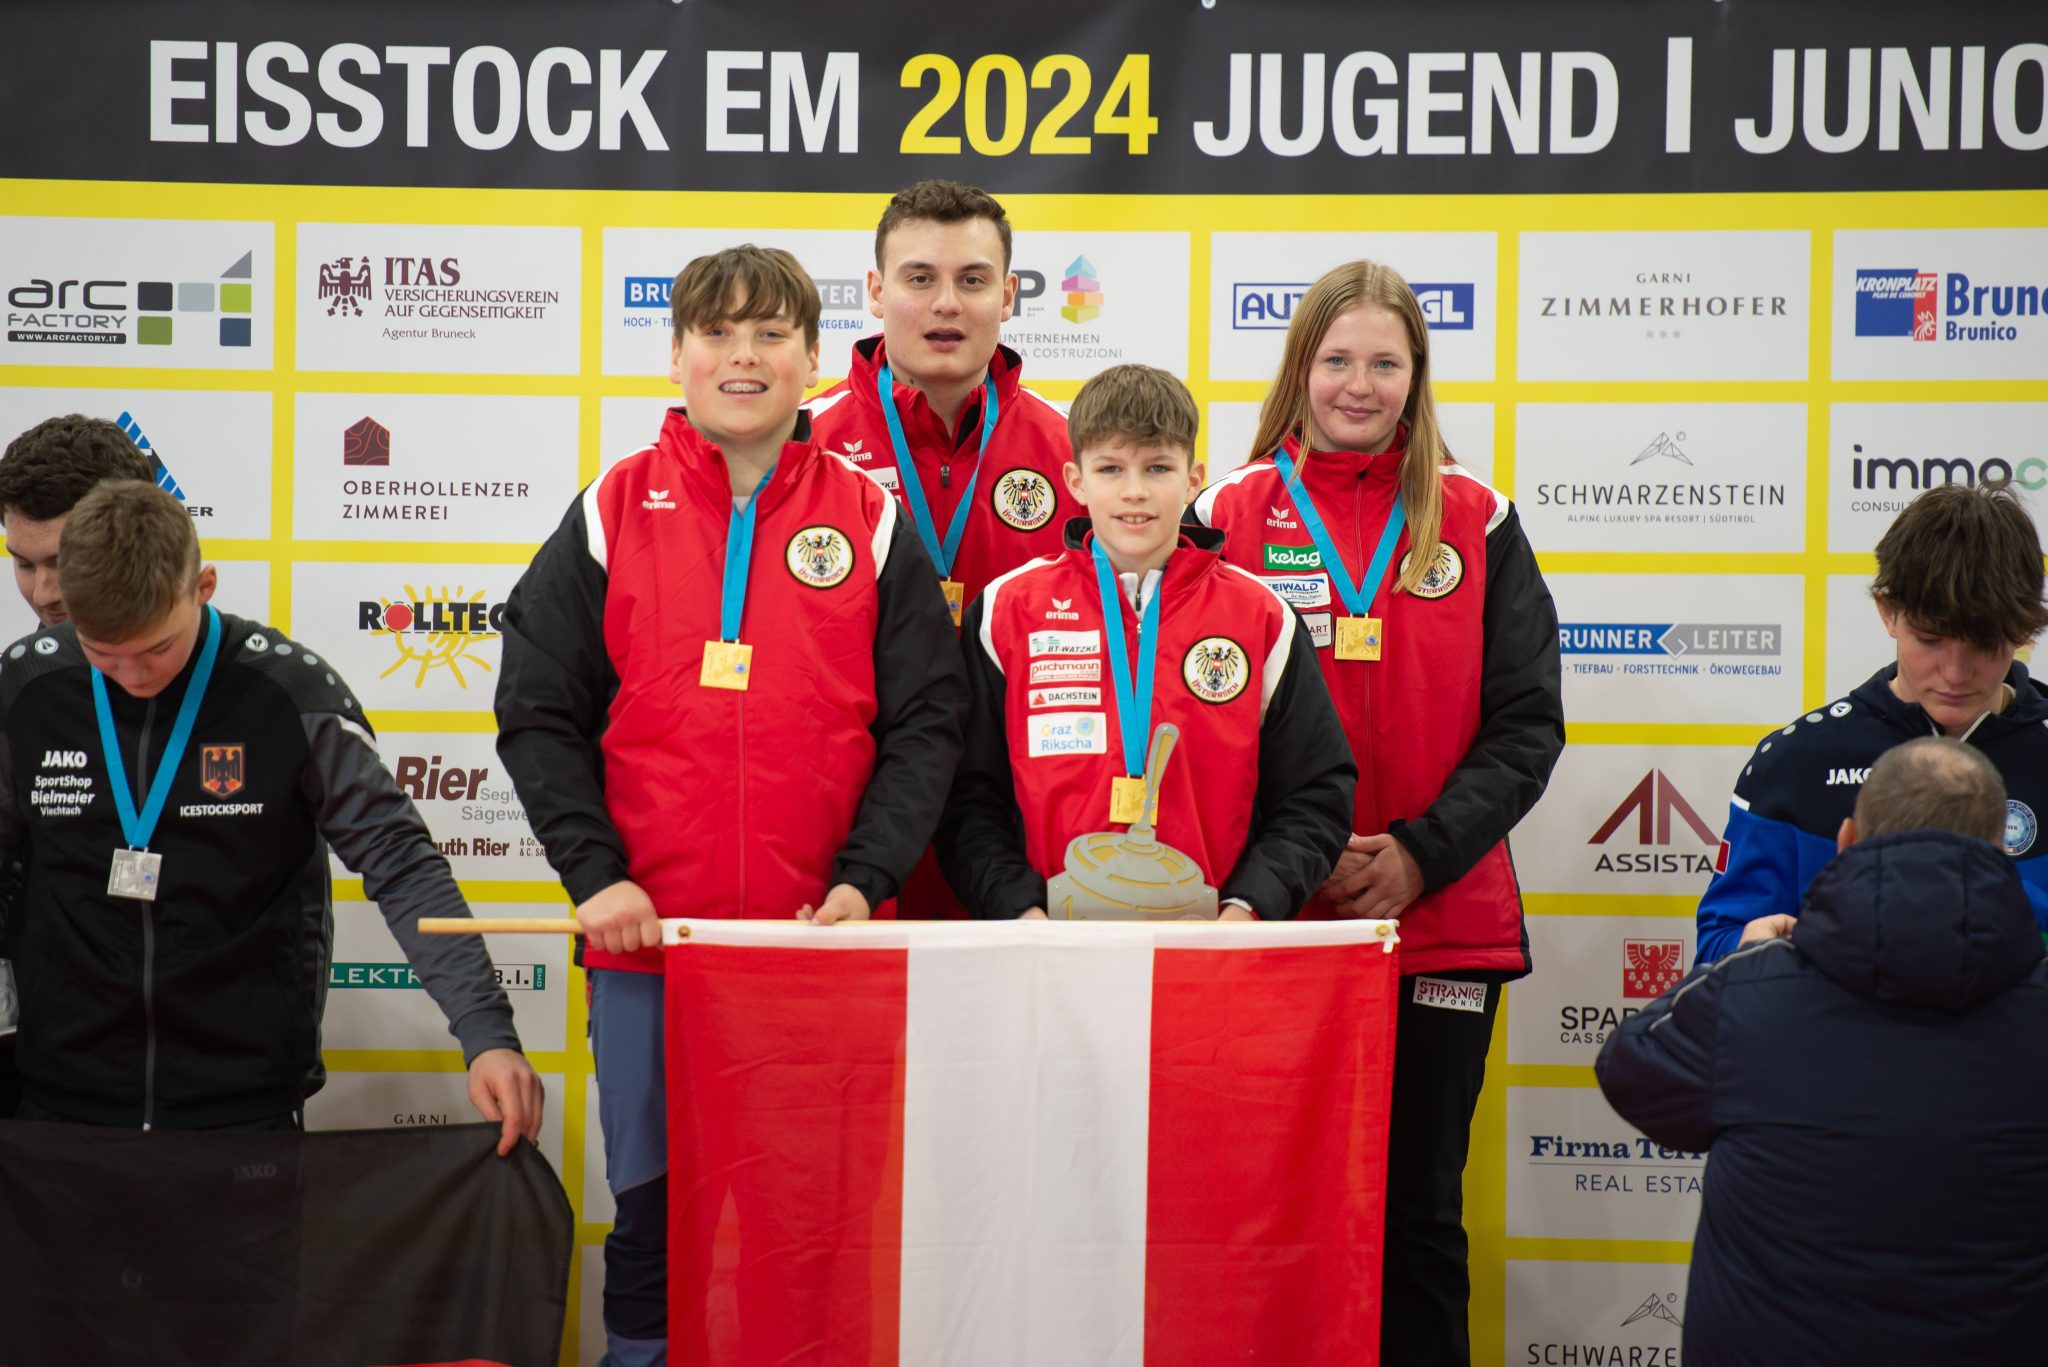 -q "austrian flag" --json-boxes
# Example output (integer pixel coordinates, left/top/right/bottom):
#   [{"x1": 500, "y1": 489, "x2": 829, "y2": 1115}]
[{"x1": 662, "y1": 919, "x2": 1400, "y2": 1365}]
